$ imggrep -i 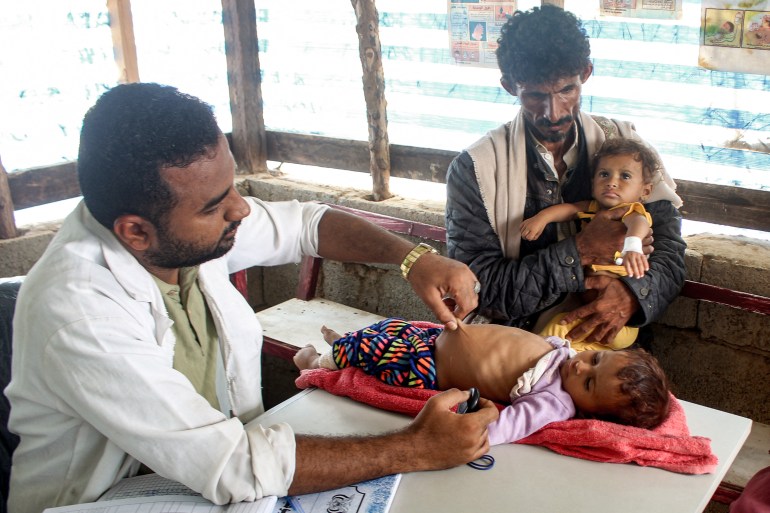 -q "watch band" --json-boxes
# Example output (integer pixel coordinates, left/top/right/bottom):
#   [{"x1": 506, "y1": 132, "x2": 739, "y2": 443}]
[{"x1": 400, "y1": 243, "x2": 438, "y2": 280}]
